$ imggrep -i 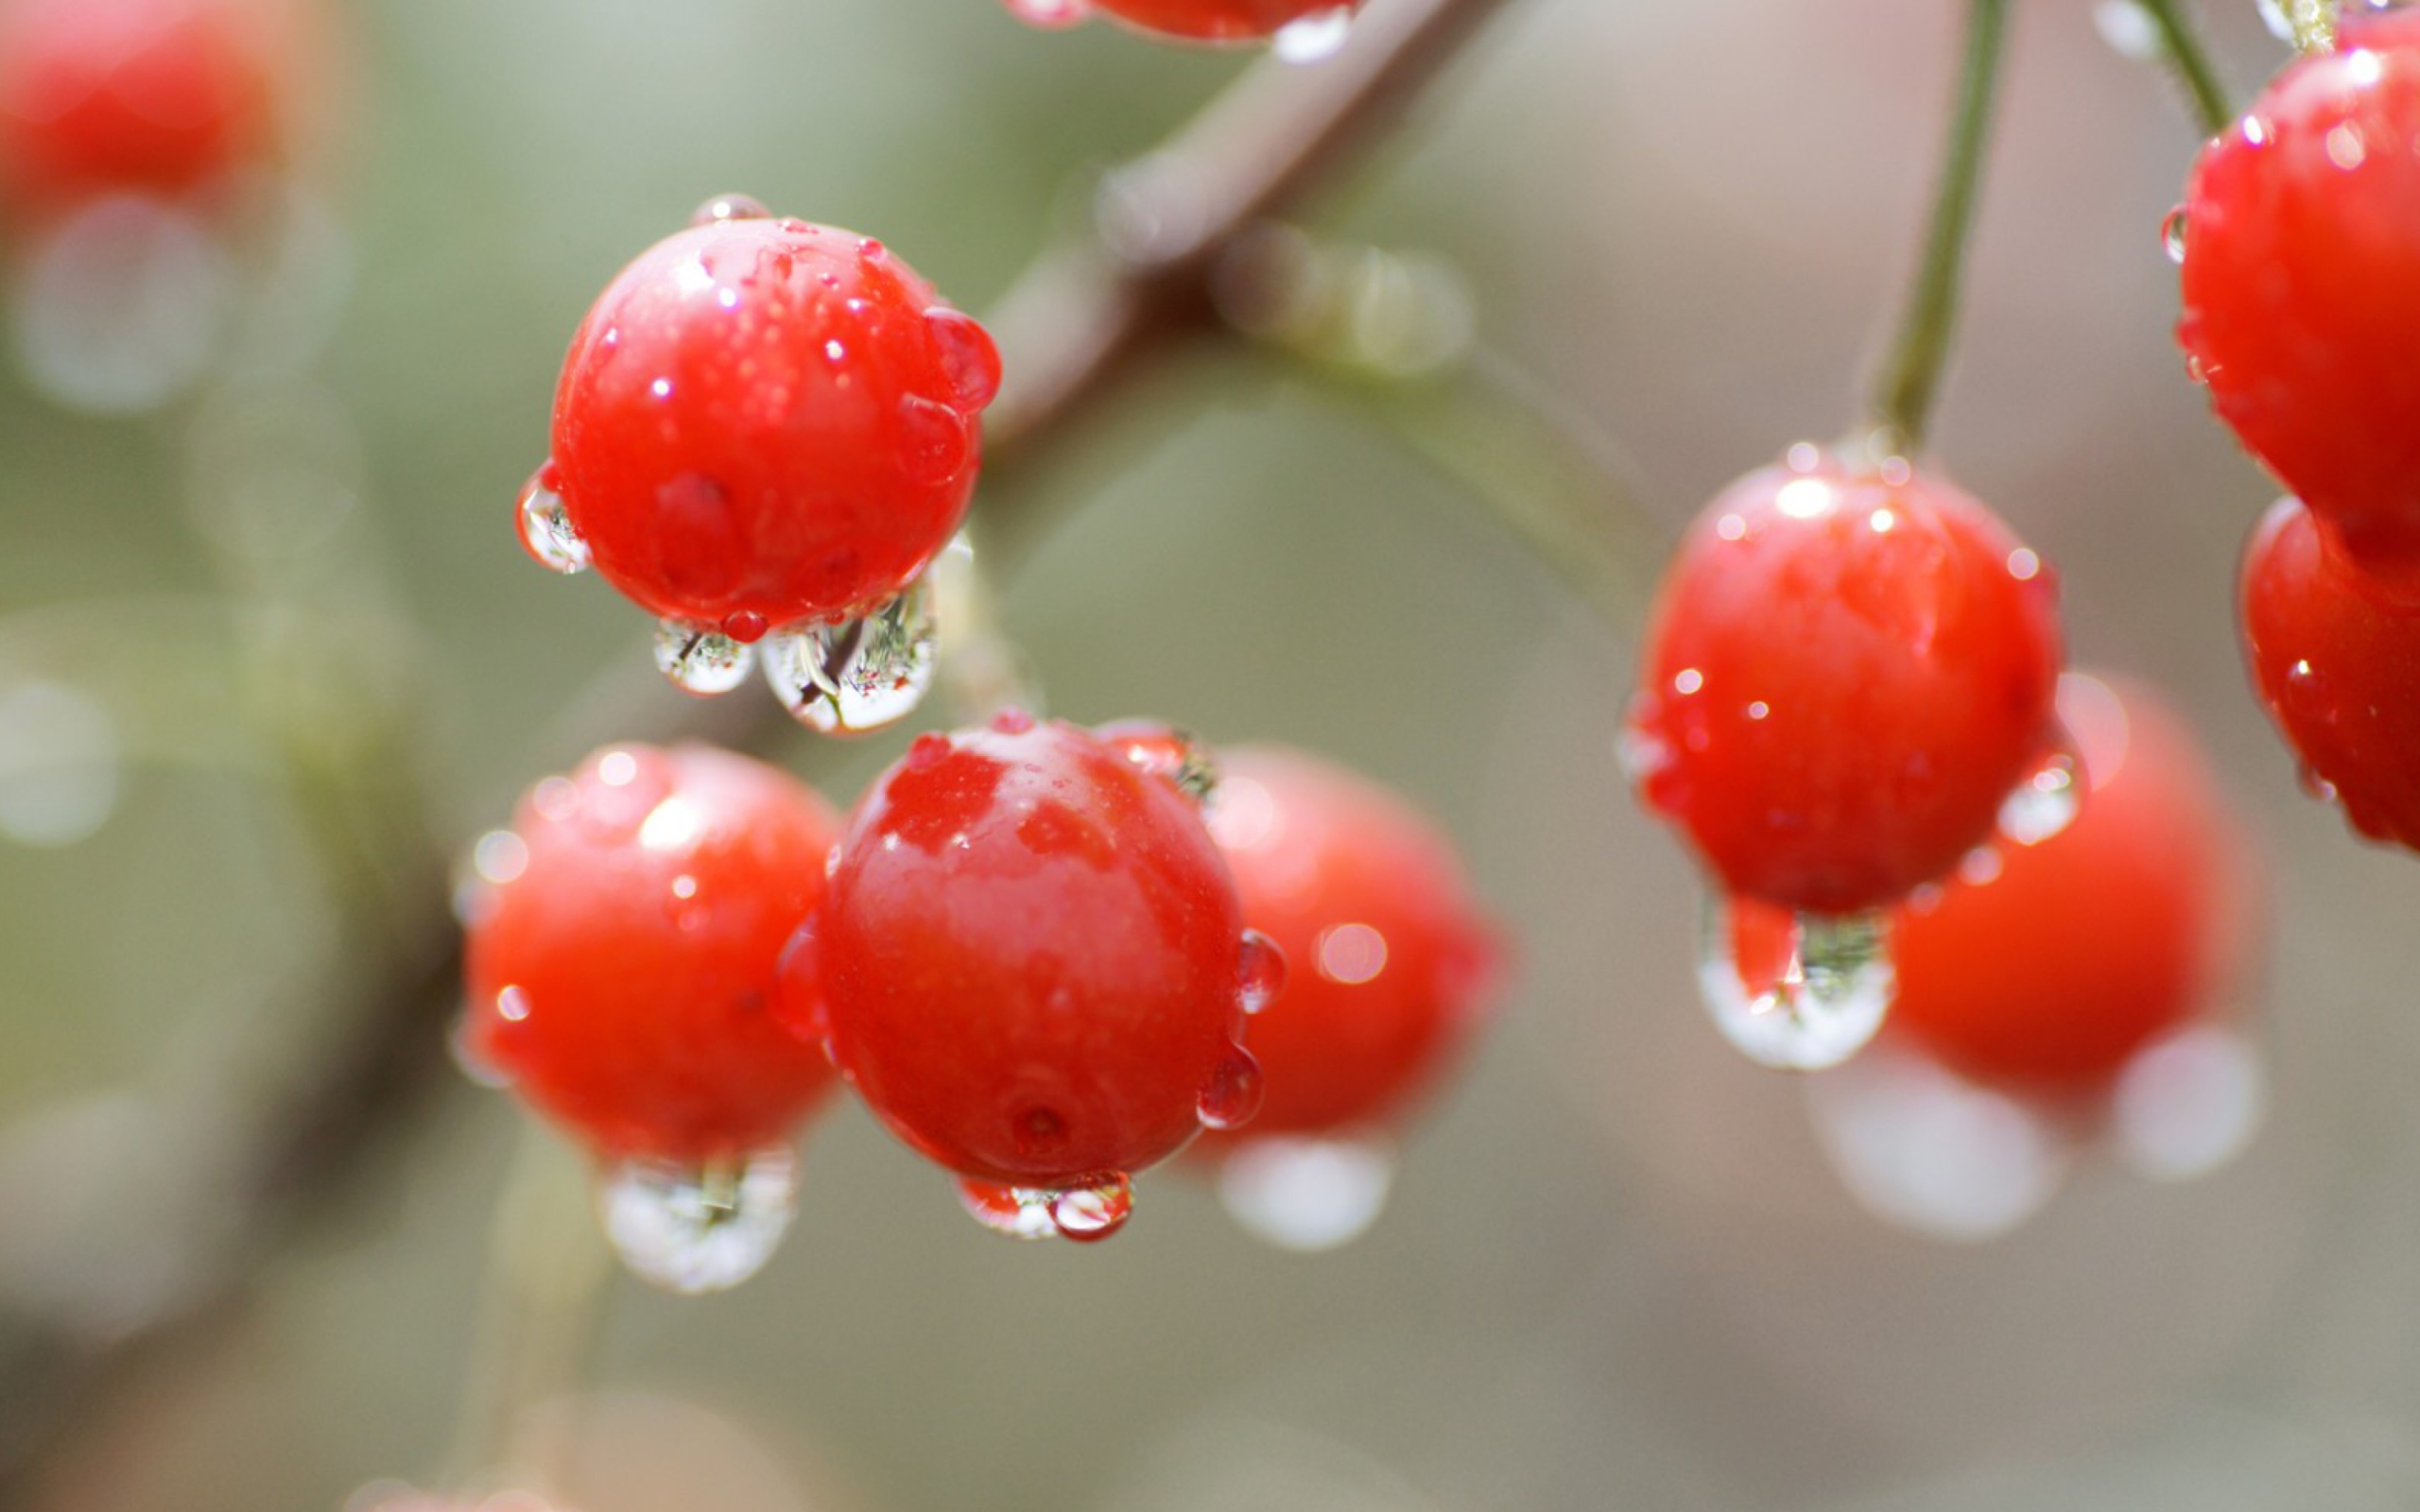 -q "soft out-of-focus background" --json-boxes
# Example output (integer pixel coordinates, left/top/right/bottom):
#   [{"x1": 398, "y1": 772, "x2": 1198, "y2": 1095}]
[{"x1": 6, "y1": 0, "x2": 2420, "y2": 1508}]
